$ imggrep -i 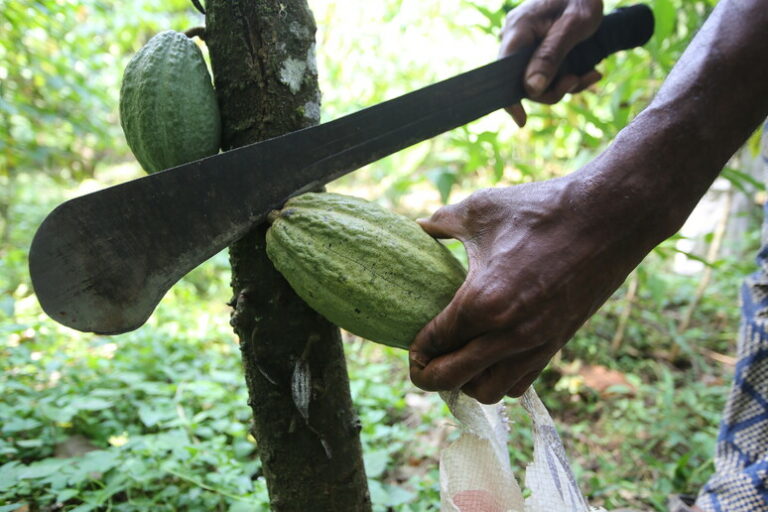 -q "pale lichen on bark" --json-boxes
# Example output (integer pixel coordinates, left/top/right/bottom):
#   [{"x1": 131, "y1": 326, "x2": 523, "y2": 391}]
[{"x1": 279, "y1": 57, "x2": 308, "y2": 93}]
